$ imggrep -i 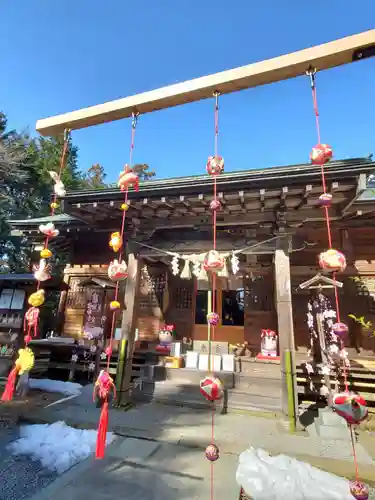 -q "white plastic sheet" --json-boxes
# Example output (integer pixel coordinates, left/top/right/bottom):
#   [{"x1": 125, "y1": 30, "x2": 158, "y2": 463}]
[{"x1": 236, "y1": 448, "x2": 354, "y2": 500}]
